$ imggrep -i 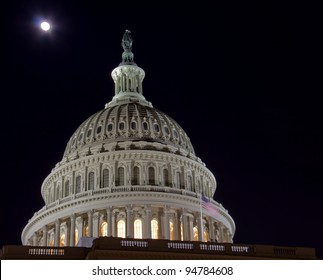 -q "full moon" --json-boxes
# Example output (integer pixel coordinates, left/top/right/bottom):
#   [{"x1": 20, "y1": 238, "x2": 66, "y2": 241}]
[{"x1": 40, "y1": 21, "x2": 50, "y2": 31}]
